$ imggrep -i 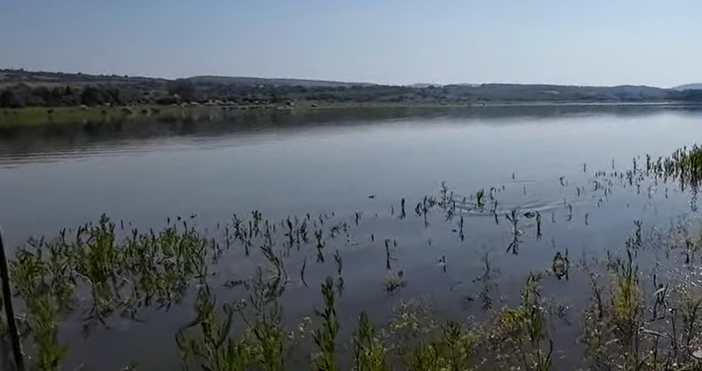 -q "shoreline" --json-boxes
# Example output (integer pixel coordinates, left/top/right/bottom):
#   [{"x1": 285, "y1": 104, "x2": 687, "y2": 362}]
[{"x1": 1, "y1": 100, "x2": 699, "y2": 127}]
